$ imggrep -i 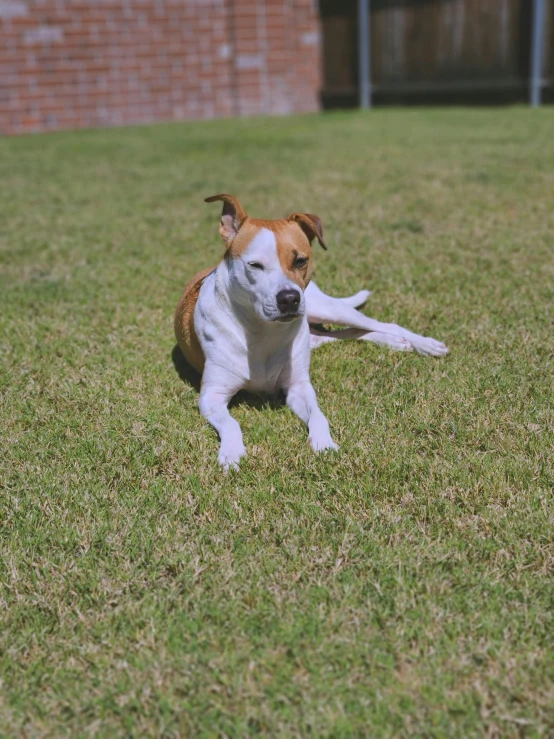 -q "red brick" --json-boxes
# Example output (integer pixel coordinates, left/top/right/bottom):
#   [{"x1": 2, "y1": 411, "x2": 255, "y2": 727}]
[{"x1": 1, "y1": 0, "x2": 321, "y2": 134}]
